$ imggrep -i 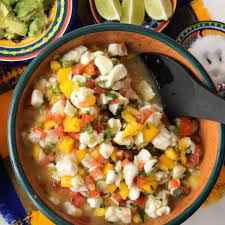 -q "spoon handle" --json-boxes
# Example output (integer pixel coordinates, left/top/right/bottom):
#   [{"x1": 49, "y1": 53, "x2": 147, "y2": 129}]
[{"x1": 191, "y1": 81, "x2": 225, "y2": 123}]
